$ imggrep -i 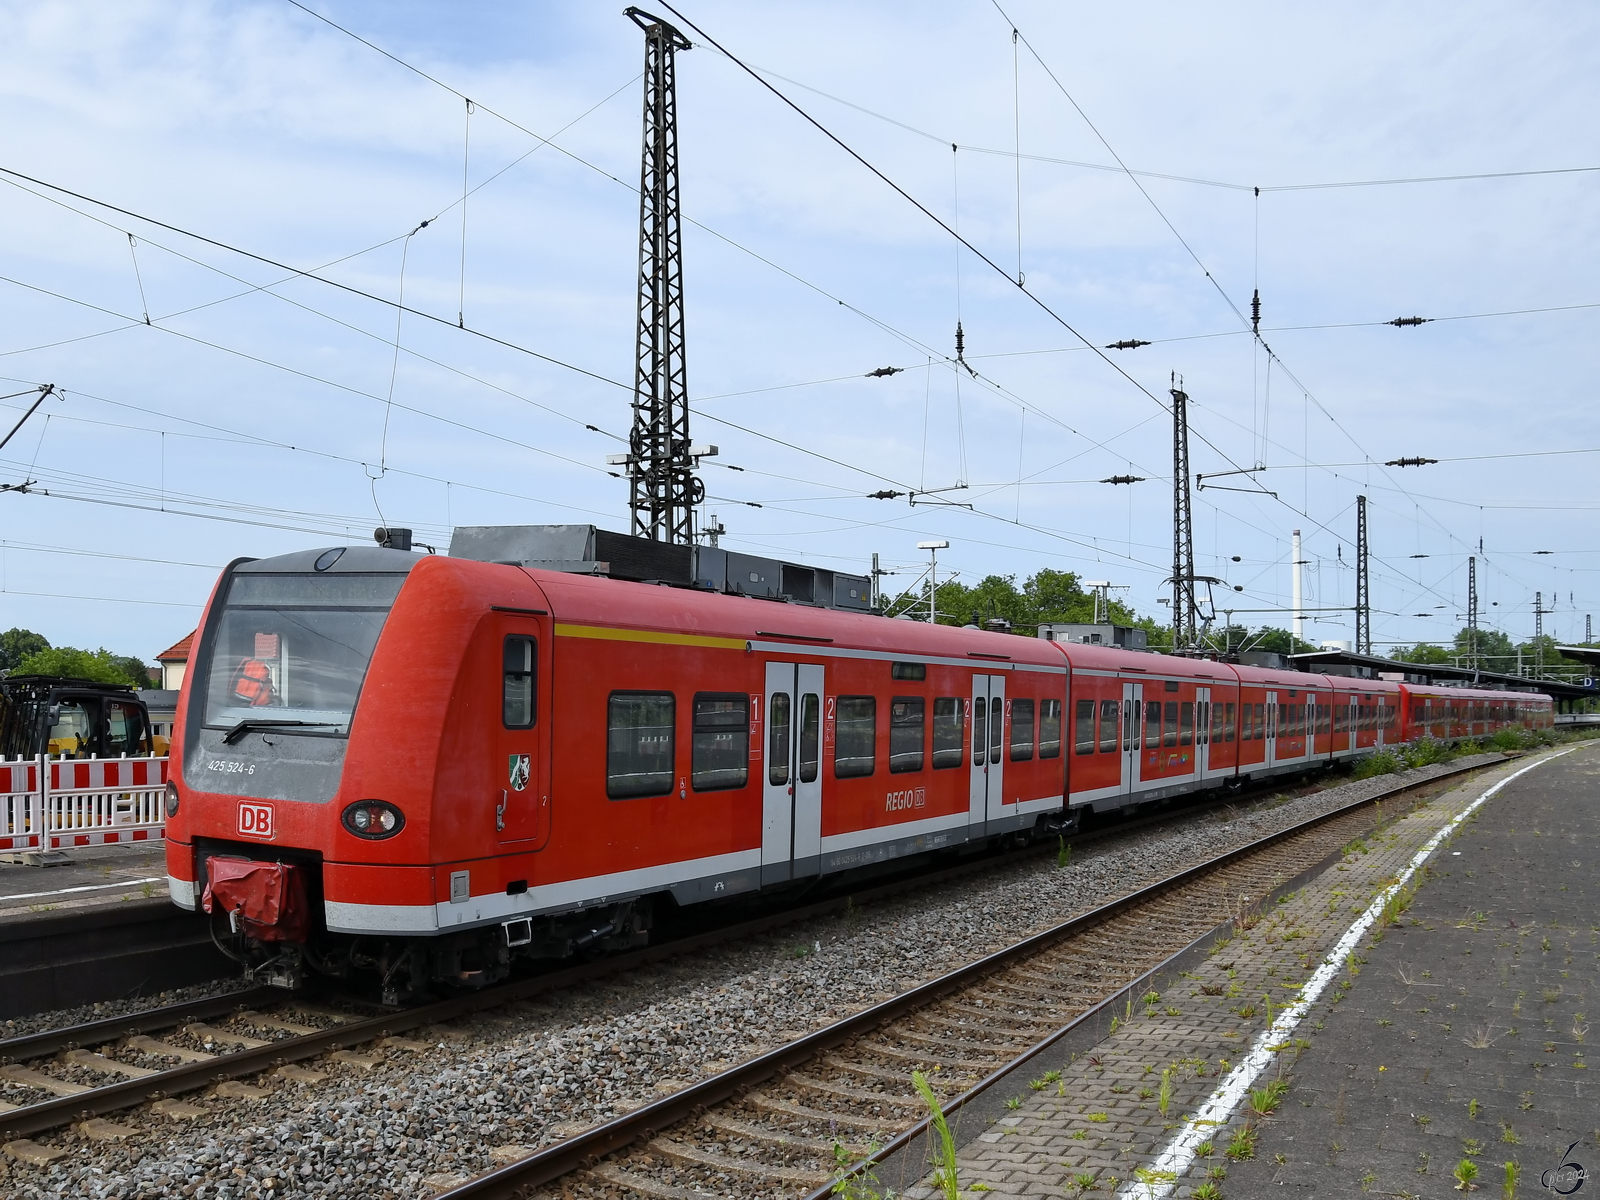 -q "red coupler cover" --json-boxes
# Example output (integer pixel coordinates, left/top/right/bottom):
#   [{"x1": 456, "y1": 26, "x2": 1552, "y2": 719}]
[{"x1": 201, "y1": 857, "x2": 310, "y2": 943}]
